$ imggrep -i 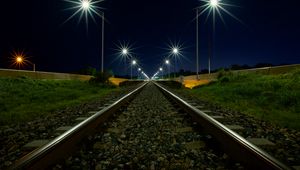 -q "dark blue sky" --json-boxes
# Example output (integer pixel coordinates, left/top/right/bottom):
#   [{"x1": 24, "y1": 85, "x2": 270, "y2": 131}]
[{"x1": 0, "y1": 0, "x2": 299, "y2": 76}]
